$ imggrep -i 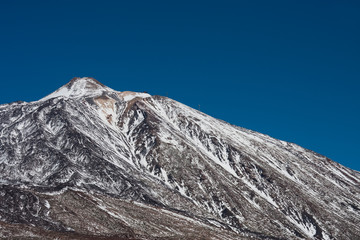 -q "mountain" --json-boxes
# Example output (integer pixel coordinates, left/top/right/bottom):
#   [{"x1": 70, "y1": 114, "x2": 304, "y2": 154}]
[{"x1": 0, "y1": 77, "x2": 359, "y2": 240}]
